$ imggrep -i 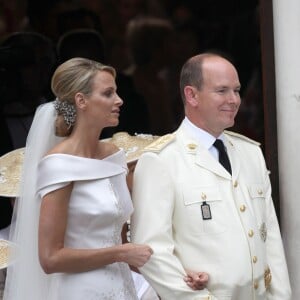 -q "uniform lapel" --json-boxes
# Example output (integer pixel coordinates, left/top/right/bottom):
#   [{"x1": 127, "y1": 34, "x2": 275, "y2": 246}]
[
  {"x1": 224, "y1": 134, "x2": 240, "y2": 179},
  {"x1": 195, "y1": 147, "x2": 231, "y2": 179}
]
